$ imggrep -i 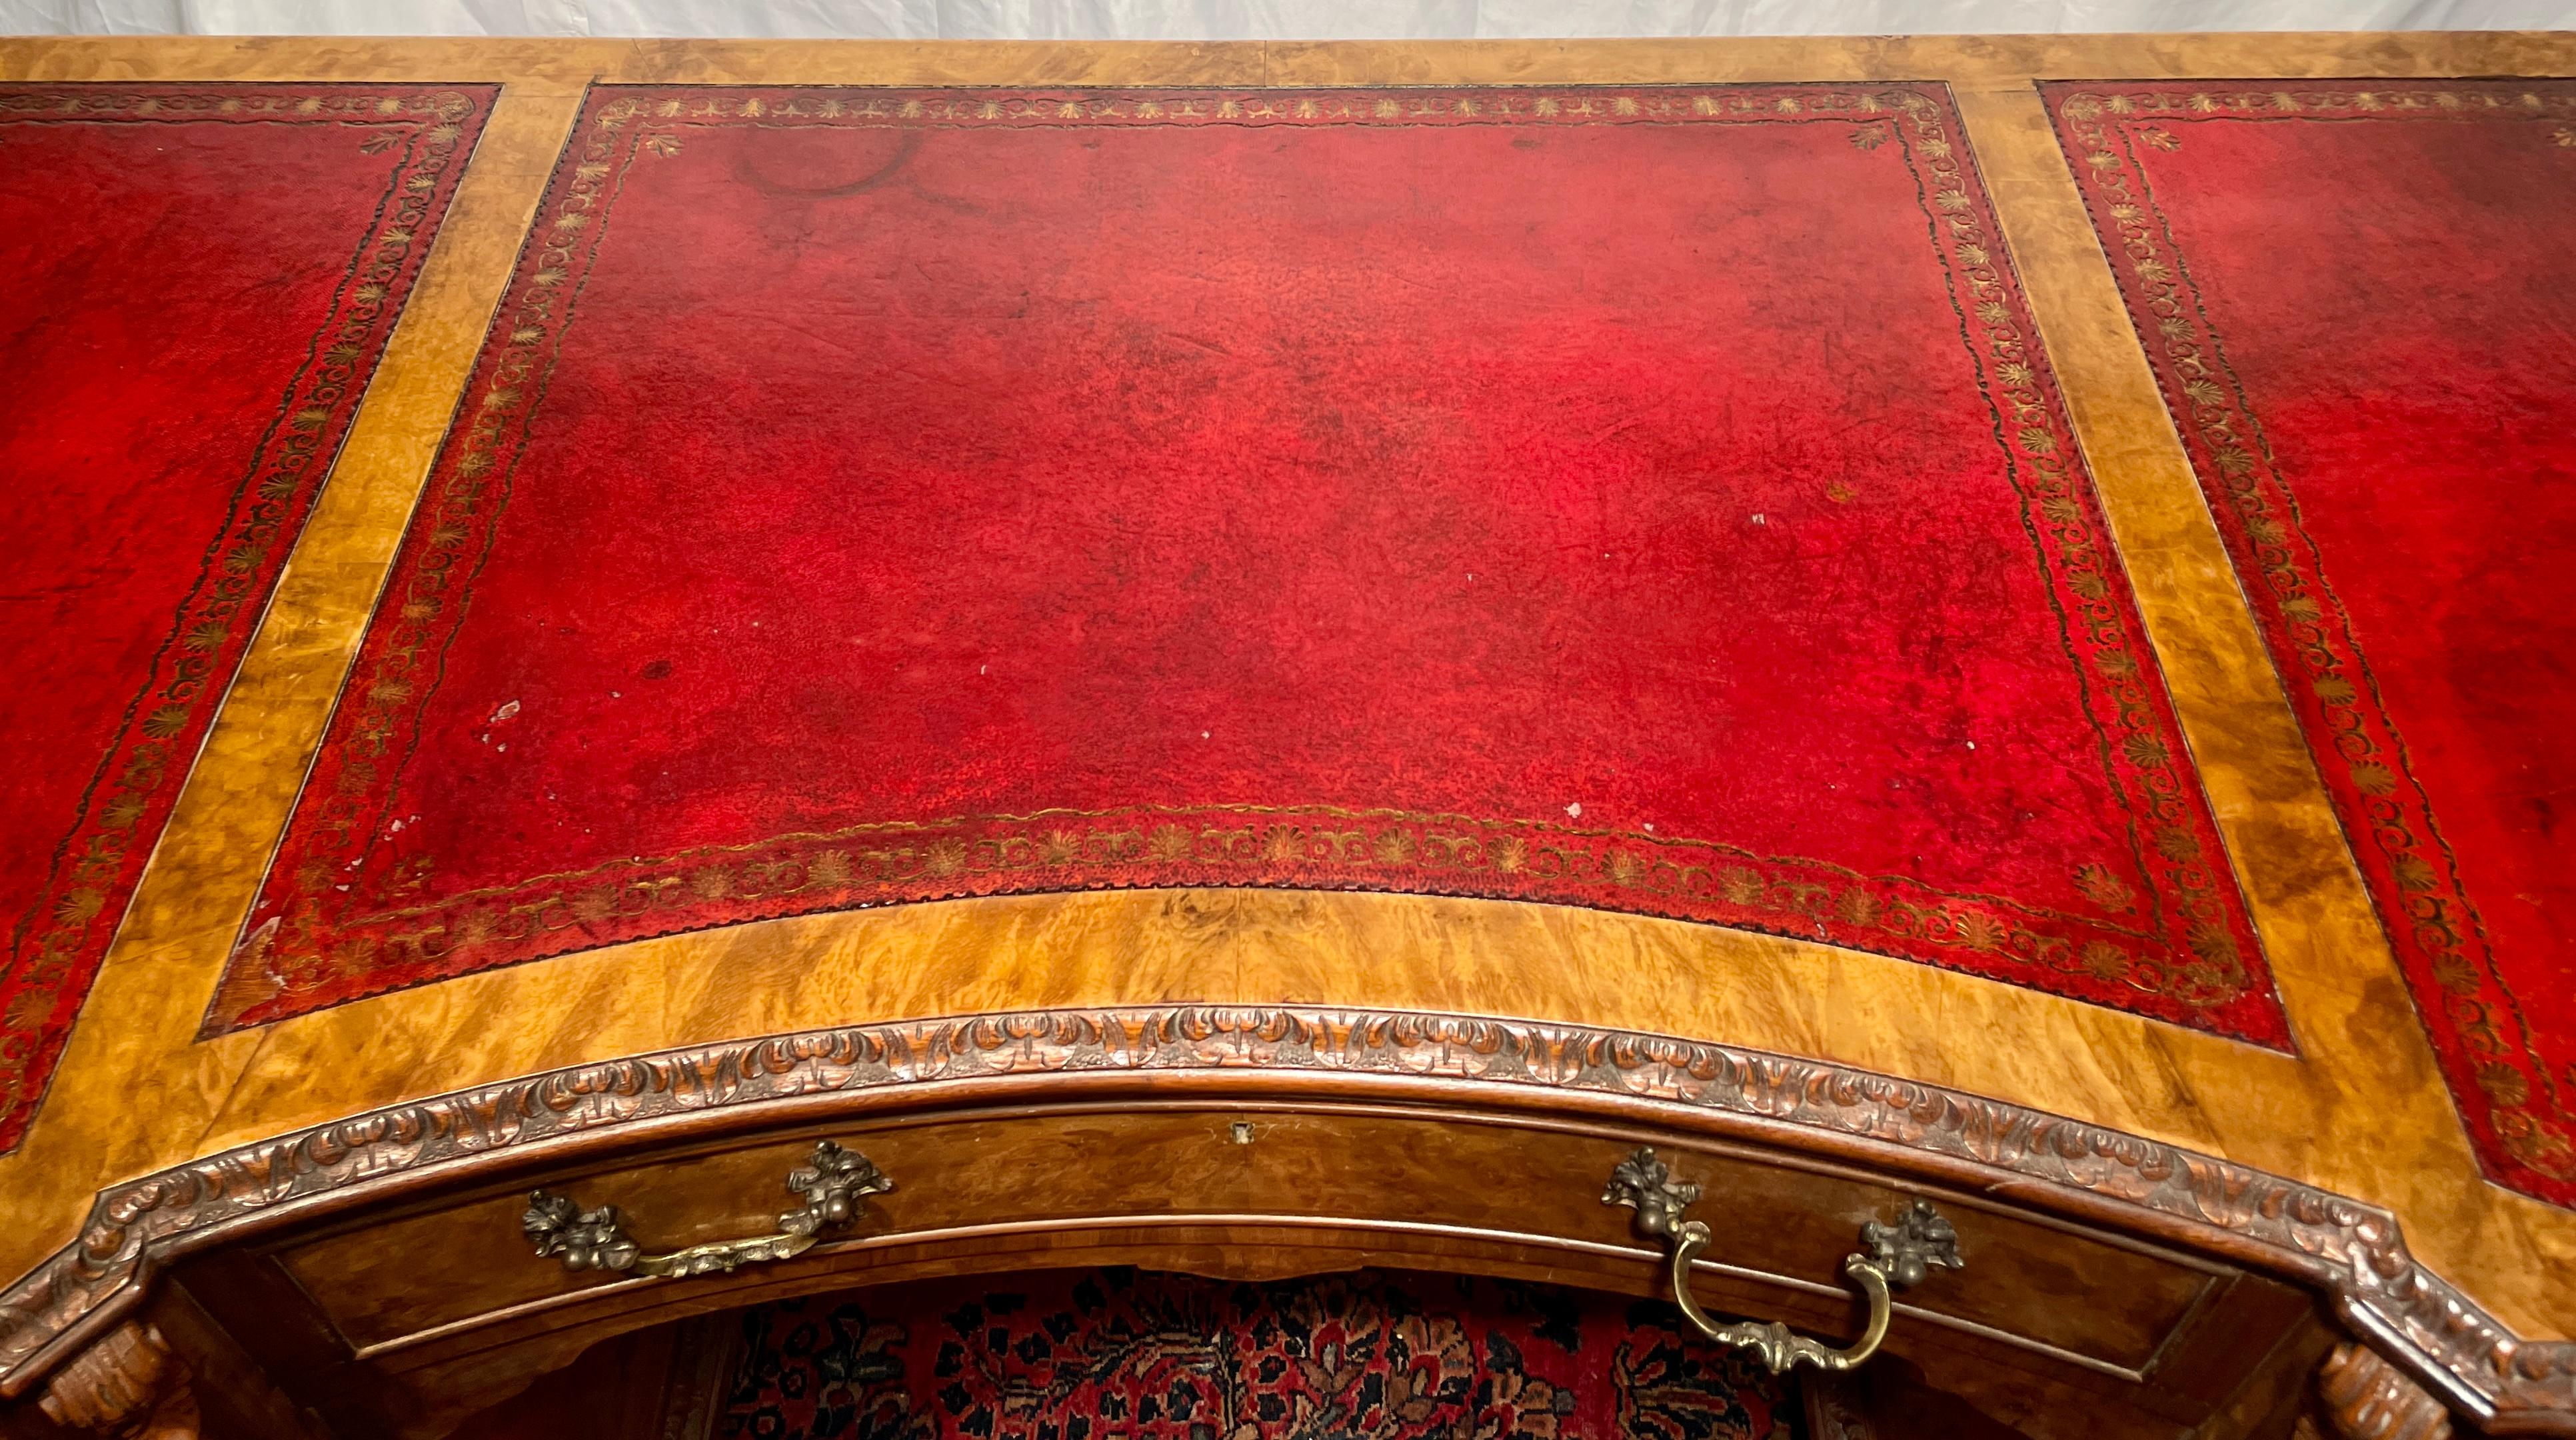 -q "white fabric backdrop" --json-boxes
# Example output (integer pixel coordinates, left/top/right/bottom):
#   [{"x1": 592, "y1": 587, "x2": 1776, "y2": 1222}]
[{"x1": 5, "y1": 0, "x2": 2569, "y2": 37}]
